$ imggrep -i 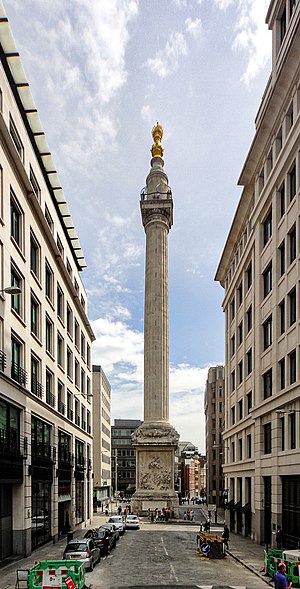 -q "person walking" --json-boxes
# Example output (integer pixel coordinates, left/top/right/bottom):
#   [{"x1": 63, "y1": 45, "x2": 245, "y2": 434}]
[
  {"x1": 274, "y1": 563, "x2": 292, "y2": 589},
  {"x1": 222, "y1": 523, "x2": 230, "y2": 550}
]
